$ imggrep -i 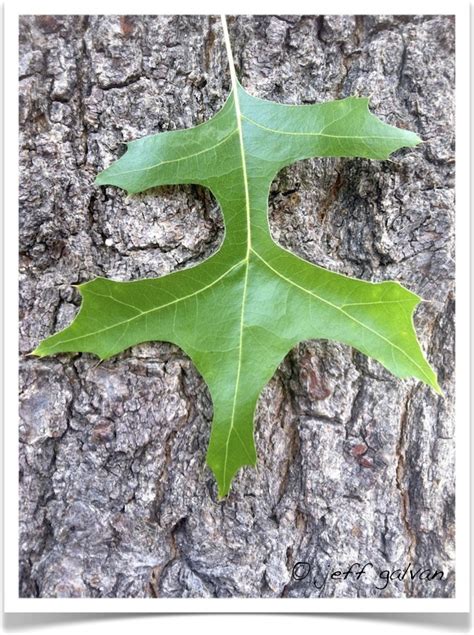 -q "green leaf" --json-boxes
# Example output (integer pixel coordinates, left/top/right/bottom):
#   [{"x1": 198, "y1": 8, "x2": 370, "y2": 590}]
[{"x1": 33, "y1": 19, "x2": 440, "y2": 500}]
